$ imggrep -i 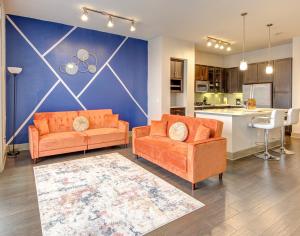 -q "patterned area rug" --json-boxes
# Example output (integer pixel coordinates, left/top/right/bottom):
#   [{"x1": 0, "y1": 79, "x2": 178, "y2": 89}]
[{"x1": 34, "y1": 153, "x2": 204, "y2": 236}]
